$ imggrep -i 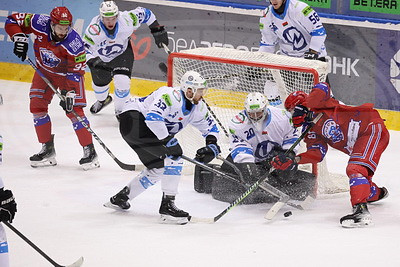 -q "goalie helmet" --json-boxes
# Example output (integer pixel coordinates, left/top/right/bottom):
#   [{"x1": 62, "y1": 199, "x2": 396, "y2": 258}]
[
  {"x1": 244, "y1": 92, "x2": 268, "y2": 123},
  {"x1": 284, "y1": 91, "x2": 307, "y2": 111},
  {"x1": 180, "y1": 71, "x2": 207, "y2": 102},
  {"x1": 50, "y1": 7, "x2": 72, "y2": 25},
  {"x1": 100, "y1": 1, "x2": 119, "y2": 18}
]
